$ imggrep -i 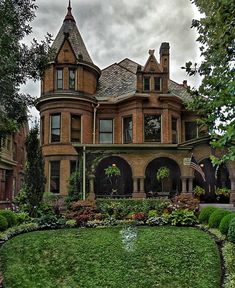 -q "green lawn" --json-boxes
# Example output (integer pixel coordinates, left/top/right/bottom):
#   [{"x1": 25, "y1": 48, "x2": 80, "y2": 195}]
[{"x1": 0, "y1": 227, "x2": 221, "y2": 288}]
